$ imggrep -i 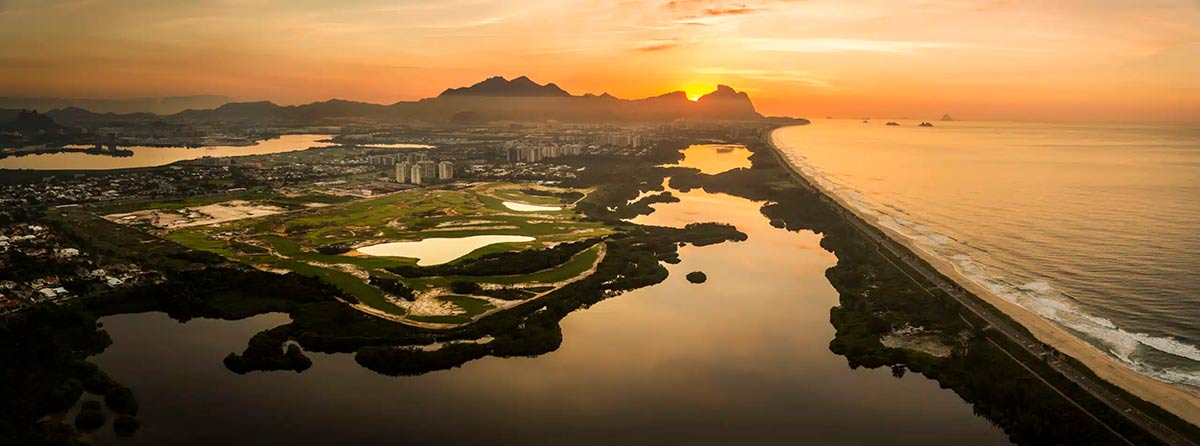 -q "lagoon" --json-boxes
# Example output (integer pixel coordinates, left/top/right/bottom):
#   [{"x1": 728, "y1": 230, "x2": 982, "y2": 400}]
[
  {"x1": 662, "y1": 143, "x2": 752, "y2": 174},
  {"x1": 0, "y1": 134, "x2": 335, "y2": 170},
  {"x1": 357, "y1": 235, "x2": 535, "y2": 266},
  {"x1": 82, "y1": 169, "x2": 1008, "y2": 445},
  {"x1": 502, "y1": 201, "x2": 563, "y2": 212},
  {"x1": 357, "y1": 143, "x2": 436, "y2": 149}
]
